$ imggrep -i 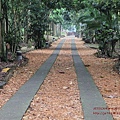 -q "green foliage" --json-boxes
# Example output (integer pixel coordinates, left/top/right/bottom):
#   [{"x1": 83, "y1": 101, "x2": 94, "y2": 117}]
[
  {"x1": 28, "y1": 0, "x2": 50, "y2": 48},
  {"x1": 0, "y1": 0, "x2": 120, "y2": 60},
  {"x1": 49, "y1": 8, "x2": 65, "y2": 24},
  {"x1": 74, "y1": 0, "x2": 120, "y2": 57}
]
